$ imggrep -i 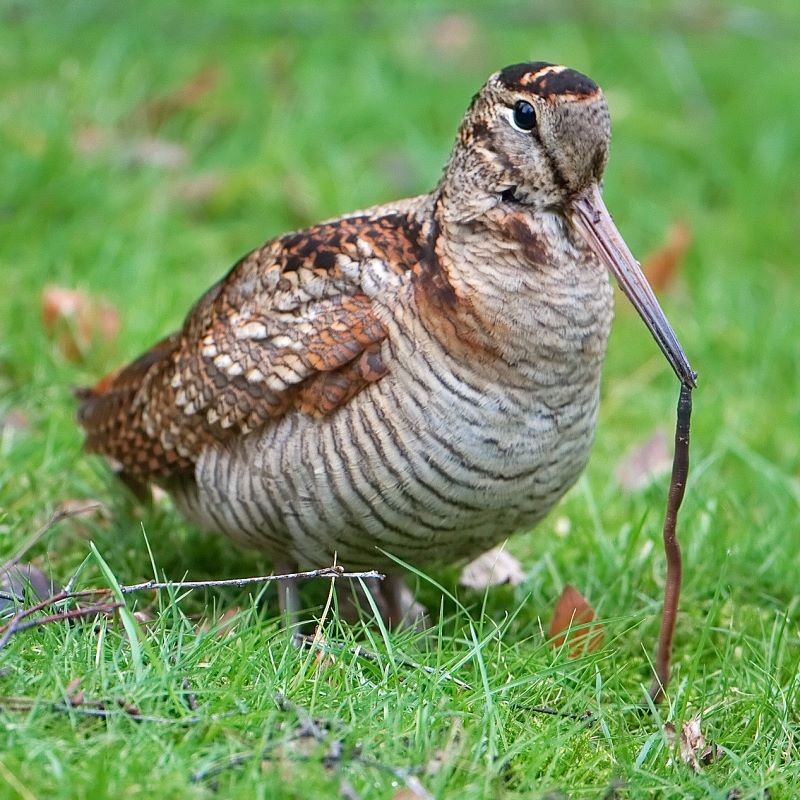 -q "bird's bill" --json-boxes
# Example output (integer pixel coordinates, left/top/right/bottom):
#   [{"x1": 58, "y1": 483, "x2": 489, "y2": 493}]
[{"x1": 571, "y1": 183, "x2": 696, "y2": 387}]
